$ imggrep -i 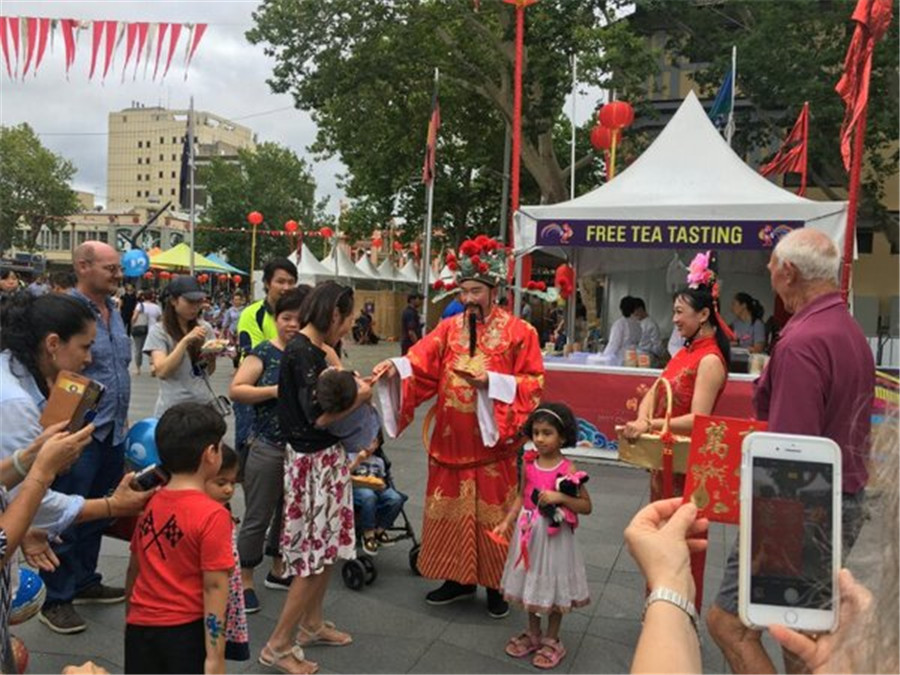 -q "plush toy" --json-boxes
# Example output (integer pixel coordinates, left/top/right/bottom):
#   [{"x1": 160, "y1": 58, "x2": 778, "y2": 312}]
[{"x1": 531, "y1": 471, "x2": 590, "y2": 536}]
